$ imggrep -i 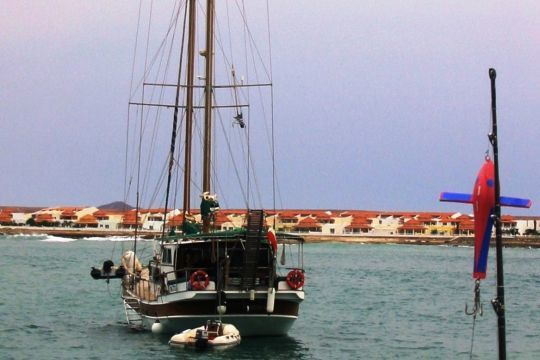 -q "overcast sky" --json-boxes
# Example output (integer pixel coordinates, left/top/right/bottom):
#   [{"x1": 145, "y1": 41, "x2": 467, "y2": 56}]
[{"x1": 1, "y1": 1, "x2": 539, "y2": 216}]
